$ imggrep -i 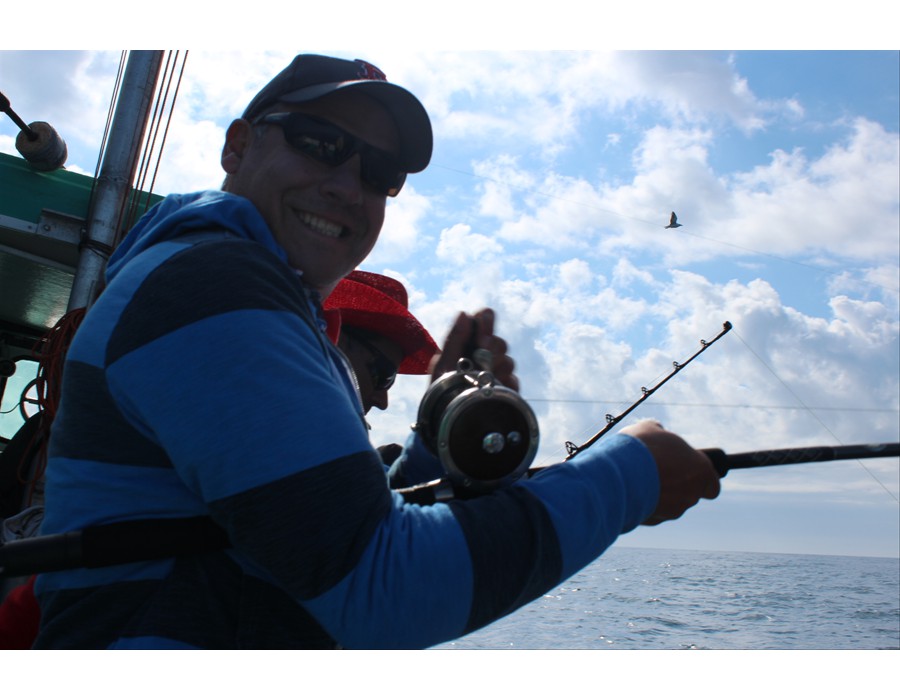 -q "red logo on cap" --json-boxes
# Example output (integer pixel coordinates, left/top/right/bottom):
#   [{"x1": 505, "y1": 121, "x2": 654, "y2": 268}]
[{"x1": 355, "y1": 59, "x2": 387, "y2": 82}]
